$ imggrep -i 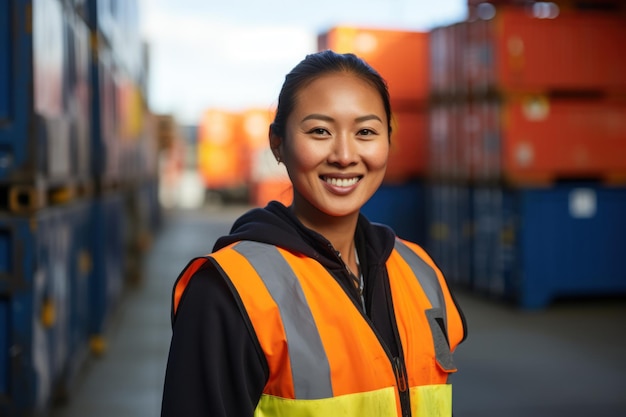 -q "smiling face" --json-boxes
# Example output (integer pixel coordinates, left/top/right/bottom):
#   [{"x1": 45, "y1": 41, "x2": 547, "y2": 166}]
[{"x1": 271, "y1": 71, "x2": 389, "y2": 224}]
